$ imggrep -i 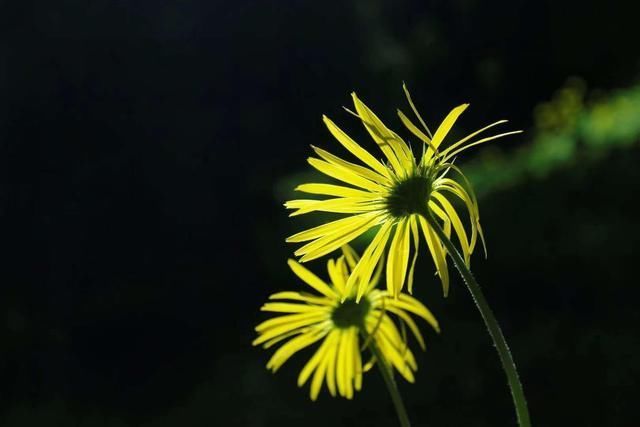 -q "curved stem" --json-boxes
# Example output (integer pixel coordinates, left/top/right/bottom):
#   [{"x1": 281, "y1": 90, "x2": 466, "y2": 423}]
[
  {"x1": 362, "y1": 330, "x2": 411, "y2": 427},
  {"x1": 421, "y1": 208, "x2": 531, "y2": 427}
]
